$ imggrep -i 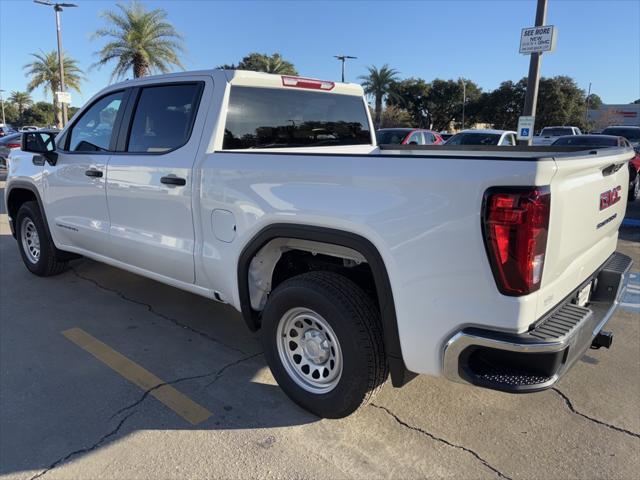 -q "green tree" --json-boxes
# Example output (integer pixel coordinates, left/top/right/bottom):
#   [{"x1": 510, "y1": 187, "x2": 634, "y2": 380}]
[
  {"x1": 426, "y1": 78, "x2": 482, "y2": 131},
  {"x1": 9, "y1": 91, "x2": 33, "y2": 117},
  {"x1": 387, "y1": 78, "x2": 431, "y2": 127},
  {"x1": 92, "y1": 0, "x2": 185, "y2": 79},
  {"x1": 476, "y1": 80, "x2": 526, "y2": 130},
  {"x1": 586, "y1": 93, "x2": 603, "y2": 110},
  {"x1": 633, "y1": 99, "x2": 640, "y2": 104},
  {"x1": 536, "y1": 76, "x2": 589, "y2": 130},
  {"x1": 219, "y1": 52, "x2": 298, "y2": 75},
  {"x1": 23, "y1": 50, "x2": 83, "y2": 127},
  {"x1": 2, "y1": 103, "x2": 20, "y2": 125},
  {"x1": 20, "y1": 101, "x2": 55, "y2": 127},
  {"x1": 380, "y1": 105, "x2": 413, "y2": 128},
  {"x1": 68, "y1": 106, "x2": 80, "y2": 121},
  {"x1": 359, "y1": 64, "x2": 400, "y2": 128}
]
